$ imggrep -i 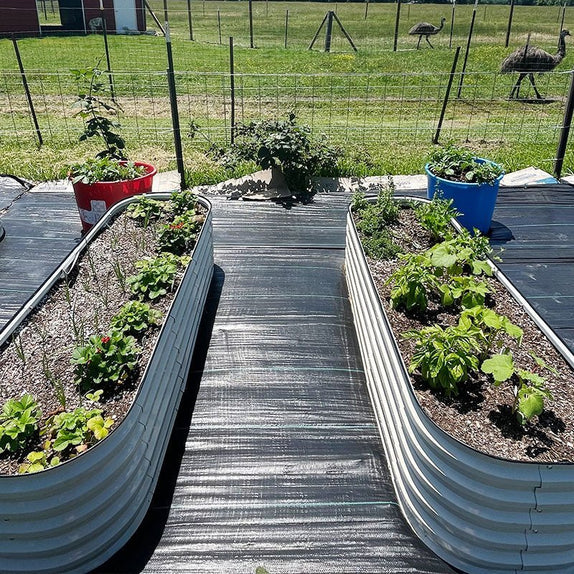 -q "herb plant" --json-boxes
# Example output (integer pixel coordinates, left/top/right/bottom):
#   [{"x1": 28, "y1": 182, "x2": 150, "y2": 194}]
[{"x1": 415, "y1": 197, "x2": 459, "y2": 242}]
